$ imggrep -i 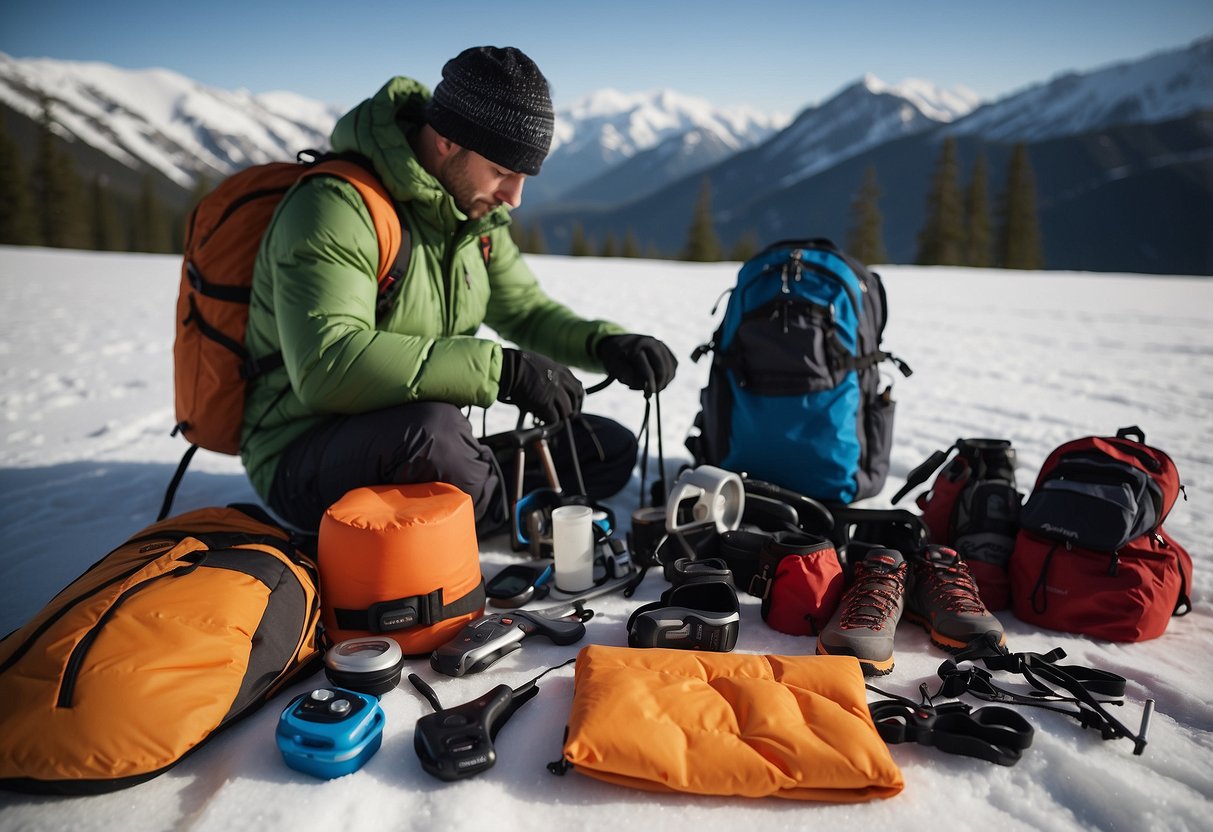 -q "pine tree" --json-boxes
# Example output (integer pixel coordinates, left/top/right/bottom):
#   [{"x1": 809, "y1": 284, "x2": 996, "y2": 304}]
[
  {"x1": 0, "y1": 112, "x2": 38, "y2": 245},
  {"x1": 569, "y1": 222, "x2": 594, "y2": 256},
  {"x1": 915, "y1": 136, "x2": 964, "y2": 266},
  {"x1": 846, "y1": 166, "x2": 887, "y2": 265},
  {"x1": 962, "y1": 151, "x2": 993, "y2": 267},
  {"x1": 187, "y1": 173, "x2": 212, "y2": 214},
  {"x1": 509, "y1": 216, "x2": 526, "y2": 250},
  {"x1": 527, "y1": 223, "x2": 548, "y2": 255},
  {"x1": 89, "y1": 174, "x2": 124, "y2": 251},
  {"x1": 32, "y1": 94, "x2": 87, "y2": 249},
  {"x1": 621, "y1": 227, "x2": 642, "y2": 258},
  {"x1": 599, "y1": 232, "x2": 618, "y2": 258},
  {"x1": 682, "y1": 176, "x2": 723, "y2": 262},
  {"x1": 996, "y1": 143, "x2": 1045, "y2": 270},
  {"x1": 133, "y1": 172, "x2": 174, "y2": 253},
  {"x1": 728, "y1": 229, "x2": 761, "y2": 262}
]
